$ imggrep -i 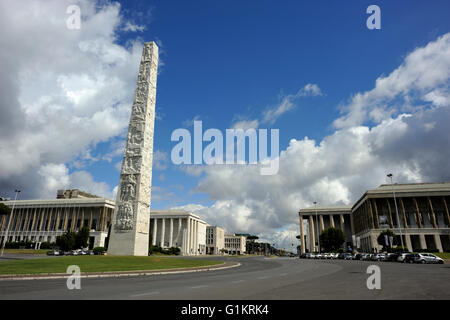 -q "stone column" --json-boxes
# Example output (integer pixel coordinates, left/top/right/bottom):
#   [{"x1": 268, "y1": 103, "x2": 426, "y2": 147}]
[
  {"x1": 193, "y1": 220, "x2": 198, "y2": 255},
  {"x1": 308, "y1": 216, "x2": 315, "y2": 252},
  {"x1": 434, "y1": 234, "x2": 443, "y2": 252},
  {"x1": 187, "y1": 218, "x2": 191, "y2": 255},
  {"x1": 386, "y1": 199, "x2": 394, "y2": 228},
  {"x1": 442, "y1": 197, "x2": 450, "y2": 227},
  {"x1": 413, "y1": 198, "x2": 423, "y2": 228},
  {"x1": 340, "y1": 214, "x2": 345, "y2": 231},
  {"x1": 404, "y1": 234, "x2": 413, "y2": 252},
  {"x1": 169, "y1": 218, "x2": 173, "y2": 248},
  {"x1": 319, "y1": 215, "x2": 325, "y2": 233},
  {"x1": 419, "y1": 234, "x2": 427, "y2": 250},
  {"x1": 428, "y1": 197, "x2": 437, "y2": 228},
  {"x1": 299, "y1": 214, "x2": 305, "y2": 254},
  {"x1": 399, "y1": 198, "x2": 408, "y2": 228},
  {"x1": 152, "y1": 218, "x2": 157, "y2": 246},
  {"x1": 160, "y1": 218, "x2": 165, "y2": 247},
  {"x1": 329, "y1": 215, "x2": 335, "y2": 228},
  {"x1": 108, "y1": 42, "x2": 158, "y2": 256}
]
